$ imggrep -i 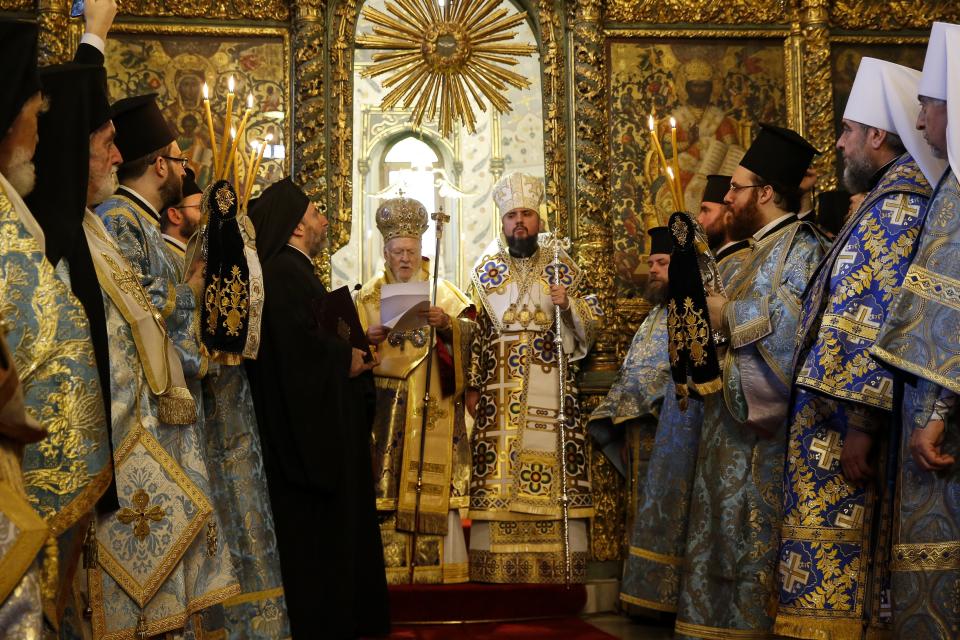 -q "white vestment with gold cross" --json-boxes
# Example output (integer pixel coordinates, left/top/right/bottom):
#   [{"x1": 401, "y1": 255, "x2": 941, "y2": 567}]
[{"x1": 467, "y1": 233, "x2": 600, "y2": 584}]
